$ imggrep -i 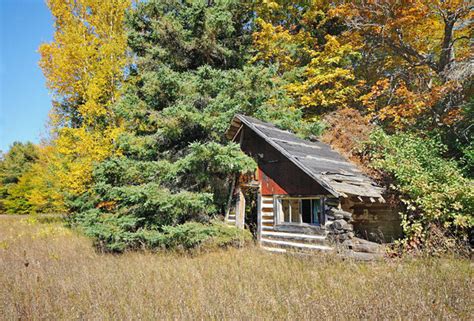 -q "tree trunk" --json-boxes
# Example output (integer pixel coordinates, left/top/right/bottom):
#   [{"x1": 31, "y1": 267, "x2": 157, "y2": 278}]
[{"x1": 438, "y1": 13, "x2": 456, "y2": 79}]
